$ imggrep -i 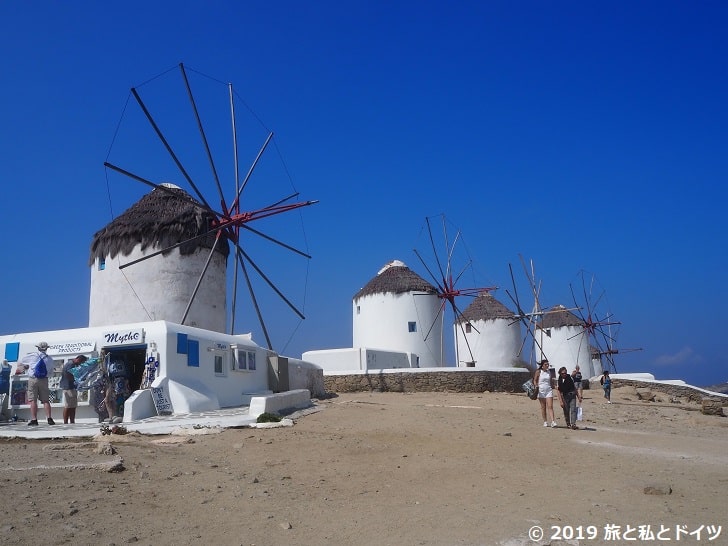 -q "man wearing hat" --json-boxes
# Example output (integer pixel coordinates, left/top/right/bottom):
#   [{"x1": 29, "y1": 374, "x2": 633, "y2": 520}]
[{"x1": 20, "y1": 341, "x2": 56, "y2": 426}]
